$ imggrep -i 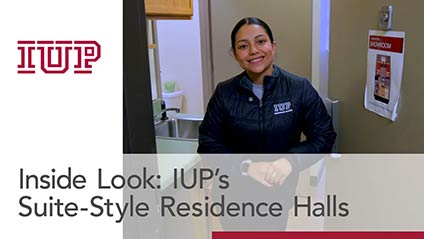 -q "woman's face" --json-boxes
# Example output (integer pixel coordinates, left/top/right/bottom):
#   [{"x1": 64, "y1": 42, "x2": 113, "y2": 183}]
[{"x1": 234, "y1": 24, "x2": 276, "y2": 78}]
